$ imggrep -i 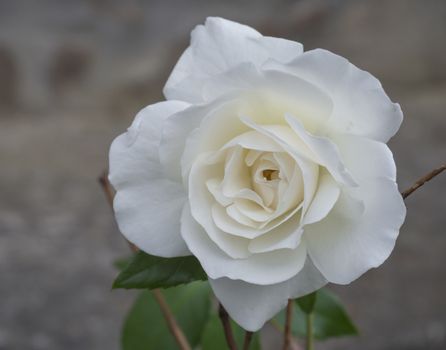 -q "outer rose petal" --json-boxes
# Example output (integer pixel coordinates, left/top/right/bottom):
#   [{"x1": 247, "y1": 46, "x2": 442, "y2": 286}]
[
  {"x1": 331, "y1": 133, "x2": 397, "y2": 183},
  {"x1": 181, "y1": 203, "x2": 307, "y2": 285},
  {"x1": 305, "y1": 177, "x2": 406, "y2": 284},
  {"x1": 164, "y1": 17, "x2": 303, "y2": 103},
  {"x1": 209, "y1": 258, "x2": 327, "y2": 331},
  {"x1": 264, "y1": 48, "x2": 403, "y2": 142},
  {"x1": 109, "y1": 101, "x2": 191, "y2": 257},
  {"x1": 199, "y1": 66, "x2": 333, "y2": 132}
]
